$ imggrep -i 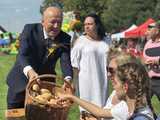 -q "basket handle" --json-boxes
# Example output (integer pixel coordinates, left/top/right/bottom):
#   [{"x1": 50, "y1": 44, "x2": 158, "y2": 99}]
[
  {"x1": 30, "y1": 74, "x2": 73, "y2": 92},
  {"x1": 30, "y1": 74, "x2": 59, "y2": 81}
]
